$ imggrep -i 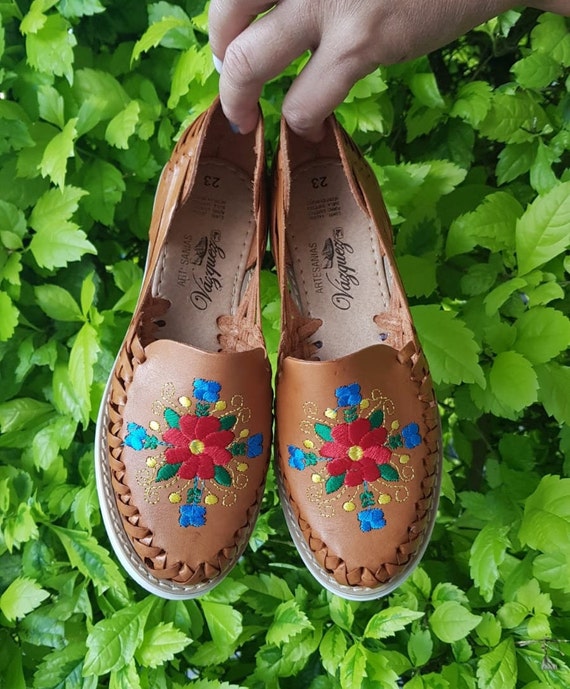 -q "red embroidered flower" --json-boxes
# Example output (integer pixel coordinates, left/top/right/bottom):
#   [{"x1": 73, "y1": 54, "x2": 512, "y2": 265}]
[
  {"x1": 163, "y1": 415, "x2": 234, "y2": 480},
  {"x1": 321, "y1": 418, "x2": 391, "y2": 487}
]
